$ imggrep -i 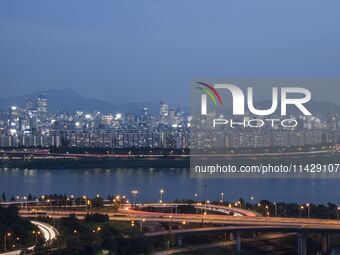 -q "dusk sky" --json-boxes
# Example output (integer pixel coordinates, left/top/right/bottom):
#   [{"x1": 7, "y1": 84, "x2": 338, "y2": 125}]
[{"x1": 1, "y1": 0, "x2": 340, "y2": 105}]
